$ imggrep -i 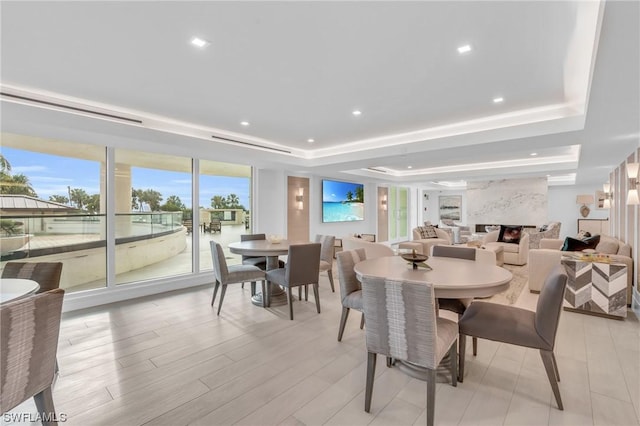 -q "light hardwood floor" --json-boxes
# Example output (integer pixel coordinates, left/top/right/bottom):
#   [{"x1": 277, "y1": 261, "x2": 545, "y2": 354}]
[{"x1": 5, "y1": 271, "x2": 640, "y2": 425}]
